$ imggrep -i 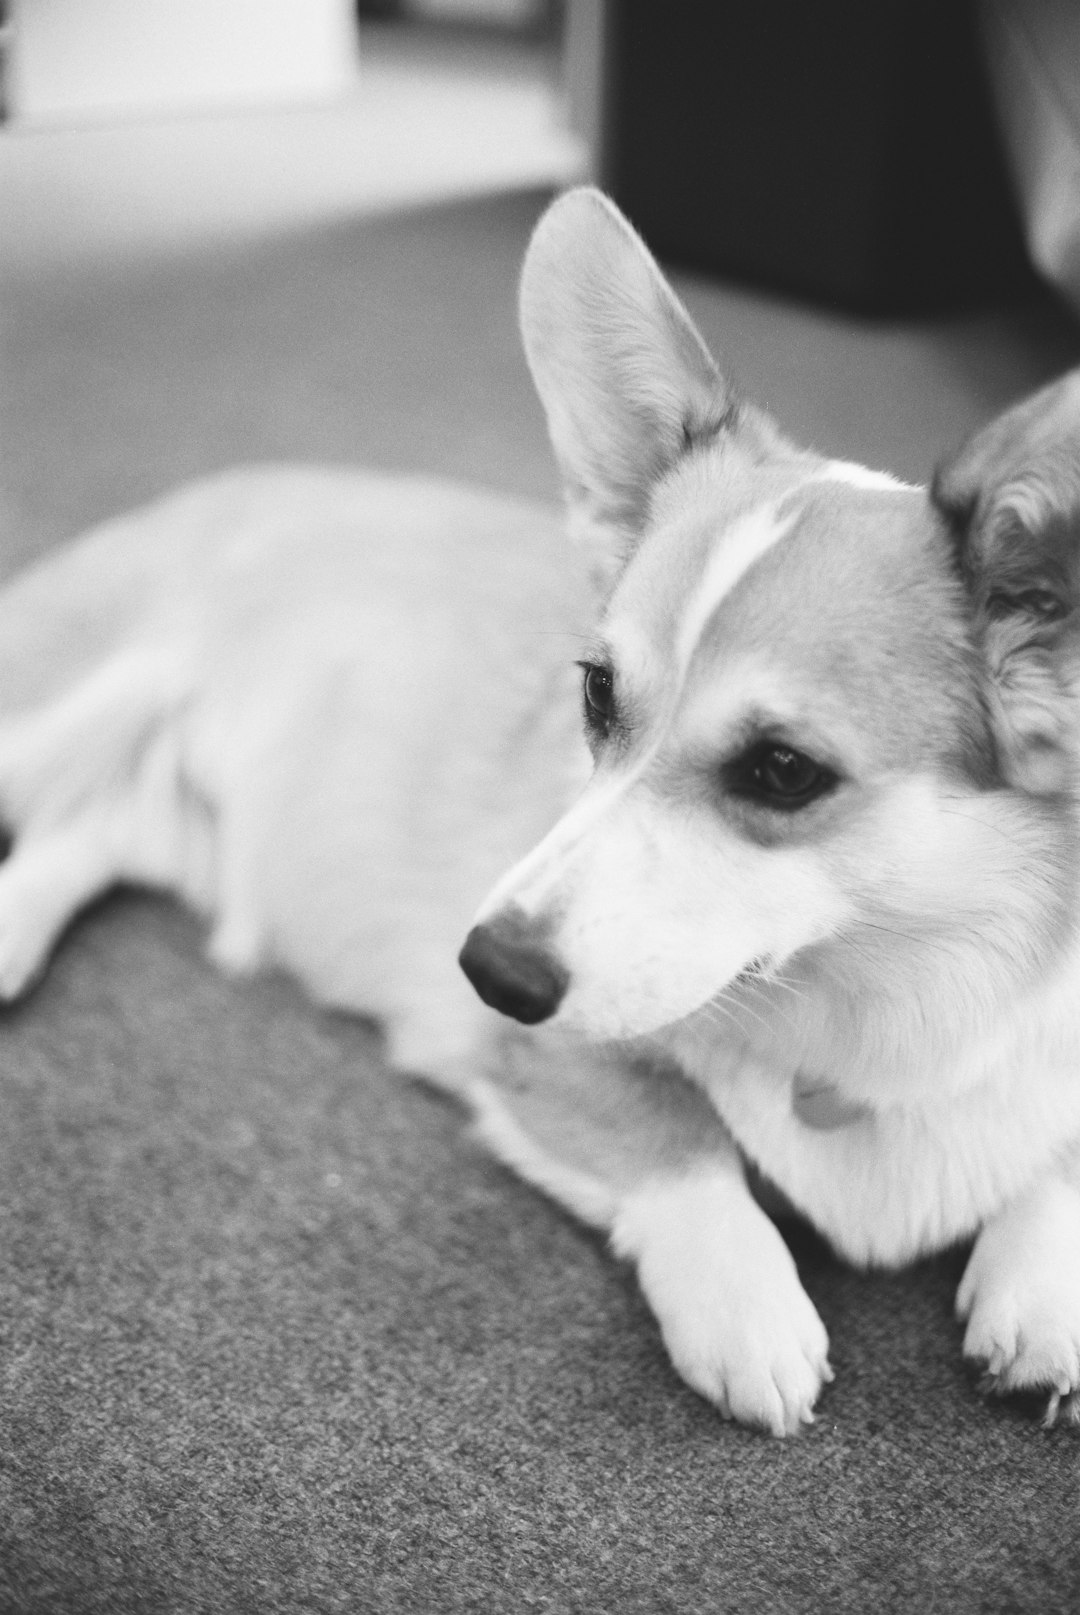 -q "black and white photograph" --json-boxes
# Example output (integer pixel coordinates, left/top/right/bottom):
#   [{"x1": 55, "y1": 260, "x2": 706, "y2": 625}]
[{"x1": 1, "y1": 2, "x2": 1079, "y2": 1610}]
